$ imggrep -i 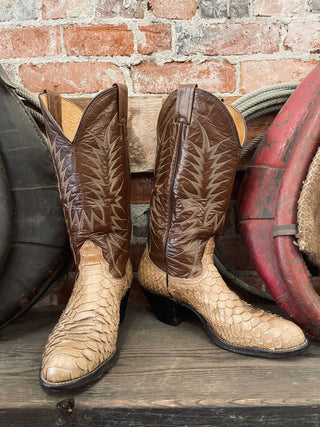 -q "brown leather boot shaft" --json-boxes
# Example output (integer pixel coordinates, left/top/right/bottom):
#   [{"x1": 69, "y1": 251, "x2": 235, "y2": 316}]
[
  {"x1": 148, "y1": 85, "x2": 240, "y2": 278},
  {"x1": 39, "y1": 84, "x2": 131, "y2": 278}
]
